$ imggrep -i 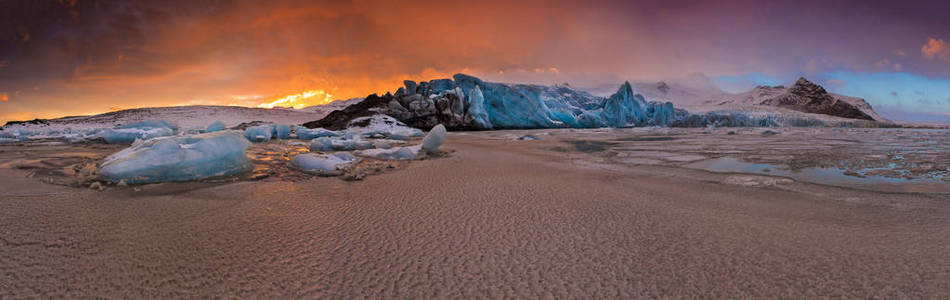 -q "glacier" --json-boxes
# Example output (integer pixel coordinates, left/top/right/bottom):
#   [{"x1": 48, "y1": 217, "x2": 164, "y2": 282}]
[
  {"x1": 305, "y1": 73, "x2": 894, "y2": 132},
  {"x1": 306, "y1": 74, "x2": 685, "y2": 131},
  {"x1": 99, "y1": 131, "x2": 253, "y2": 184}
]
